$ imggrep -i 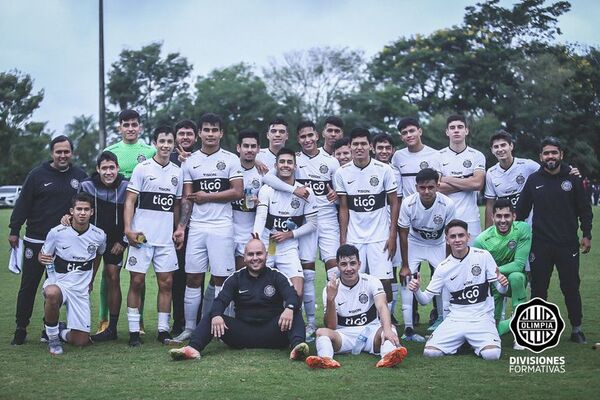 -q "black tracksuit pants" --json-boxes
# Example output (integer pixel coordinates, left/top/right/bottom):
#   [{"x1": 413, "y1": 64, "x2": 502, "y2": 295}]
[{"x1": 15, "y1": 241, "x2": 45, "y2": 329}]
